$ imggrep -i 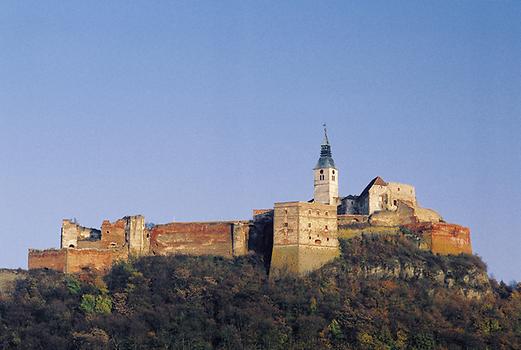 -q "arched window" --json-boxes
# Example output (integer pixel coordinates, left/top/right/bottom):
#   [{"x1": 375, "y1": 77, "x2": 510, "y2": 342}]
[{"x1": 69, "y1": 244, "x2": 75, "y2": 248}]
